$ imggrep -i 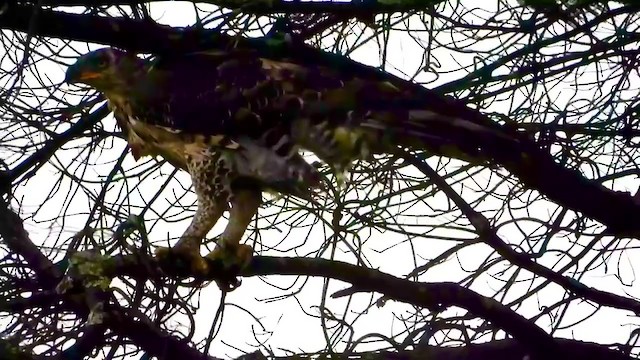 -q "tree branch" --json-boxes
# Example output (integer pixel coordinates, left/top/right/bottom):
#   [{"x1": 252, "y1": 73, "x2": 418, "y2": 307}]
[
  {"x1": 0, "y1": 200, "x2": 219, "y2": 360},
  {"x1": 400, "y1": 151, "x2": 640, "y2": 316},
  {"x1": 23, "y1": 0, "x2": 448, "y2": 14},
  {"x1": 0, "y1": 103, "x2": 109, "y2": 193},
  {"x1": 110, "y1": 254, "x2": 569, "y2": 358},
  {"x1": 0, "y1": 197, "x2": 62, "y2": 286},
  {"x1": 273, "y1": 338, "x2": 630, "y2": 360},
  {"x1": 17, "y1": 0, "x2": 639, "y2": 16},
  {"x1": 102, "y1": 308, "x2": 221, "y2": 360},
  {"x1": 0, "y1": 177, "x2": 630, "y2": 360}
]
